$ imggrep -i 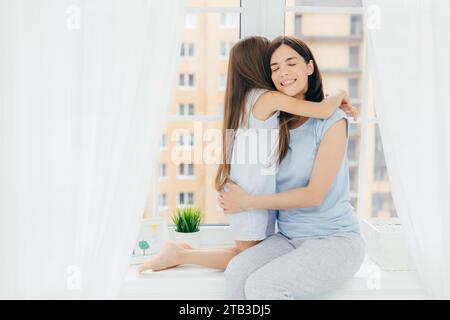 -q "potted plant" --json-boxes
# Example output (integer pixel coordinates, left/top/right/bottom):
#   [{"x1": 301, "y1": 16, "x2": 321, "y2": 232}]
[{"x1": 171, "y1": 206, "x2": 202, "y2": 248}]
